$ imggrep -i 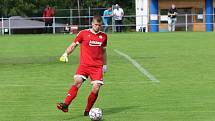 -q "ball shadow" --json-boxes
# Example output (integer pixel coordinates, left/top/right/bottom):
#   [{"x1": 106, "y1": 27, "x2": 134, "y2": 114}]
[{"x1": 103, "y1": 105, "x2": 138, "y2": 115}]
